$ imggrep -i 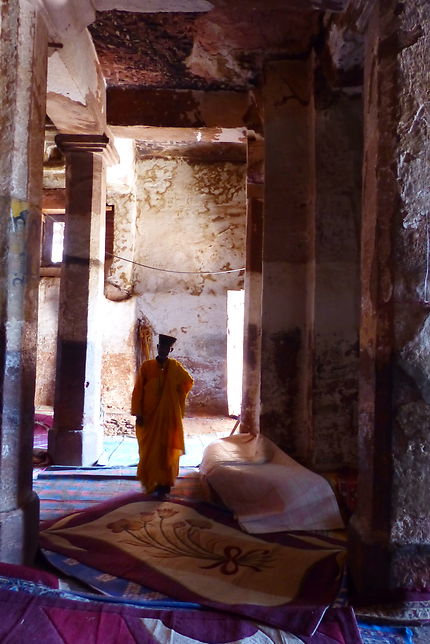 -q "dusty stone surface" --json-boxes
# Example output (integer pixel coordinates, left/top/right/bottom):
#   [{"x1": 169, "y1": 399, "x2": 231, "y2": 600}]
[
  {"x1": 313, "y1": 87, "x2": 362, "y2": 470},
  {"x1": 313, "y1": 336, "x2": 359, "y2": 469},
  {"x1": 391, "y1": 541, "x2": 430, "y2": 592},
  {"x1": 102, "y1": 412, "x2": 235, "y2": 438},
  {"x1": 392, "y1": 401, "x2": 430, "y2": 544},
  {"x1": 103, "y1": 411, "x2": 136, "y2": 436}
]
